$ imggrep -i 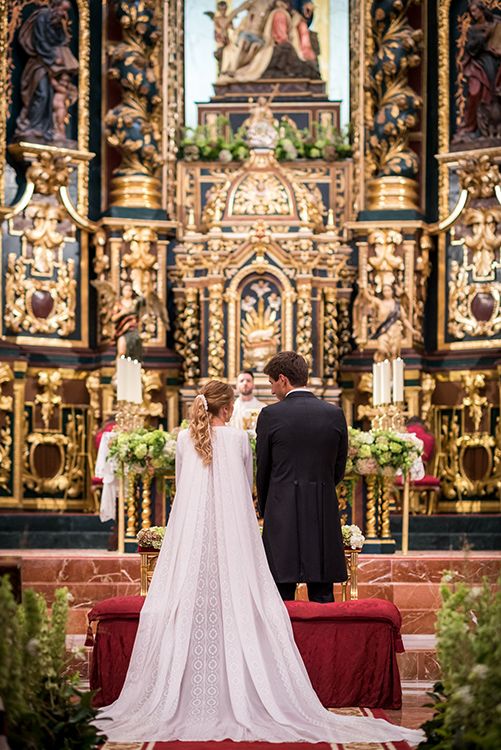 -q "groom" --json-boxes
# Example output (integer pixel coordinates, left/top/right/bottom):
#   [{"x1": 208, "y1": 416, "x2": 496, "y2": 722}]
[{"x1": 256, "y1": 351, "x2": 348, "y2": 603}]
